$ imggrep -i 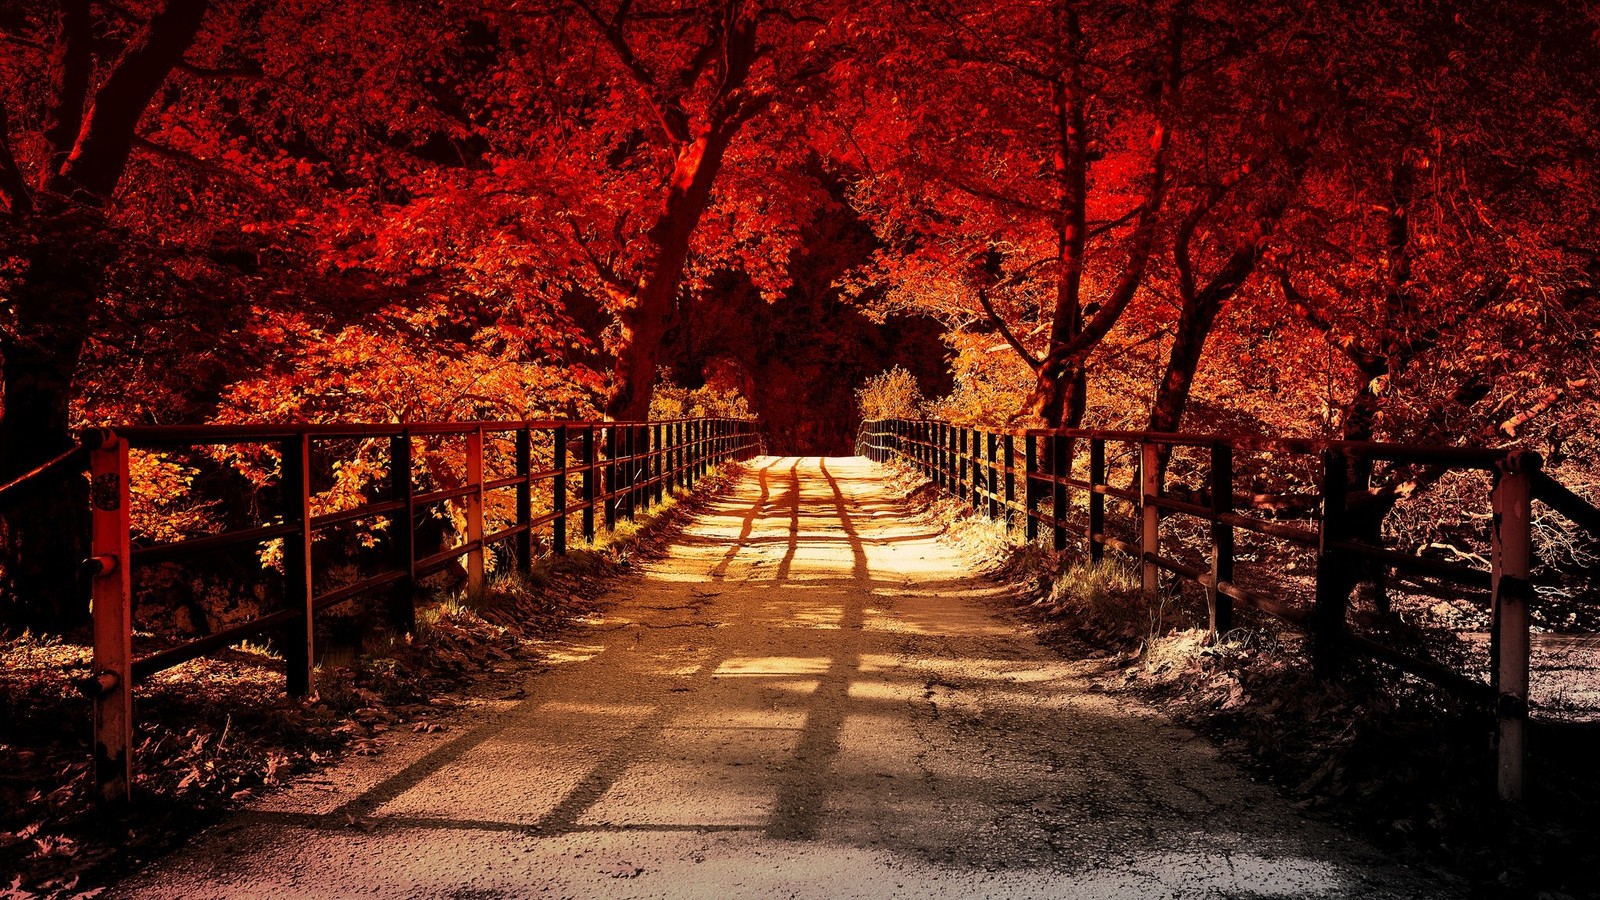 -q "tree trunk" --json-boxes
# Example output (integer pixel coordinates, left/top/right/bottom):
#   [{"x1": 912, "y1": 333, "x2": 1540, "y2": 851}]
[
  {"x1": 1026, "y1": 11, "x2": 1088, "y2": 430},
  {"x1": 605, "y1": 128, "x2": 736, "y2": 422},
  {"x1": 0, "y1": 214, "x2": 107, "y2": 632},
  {"x1": 0, "y1": 0, "x2": 208, "y2": 633}
]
